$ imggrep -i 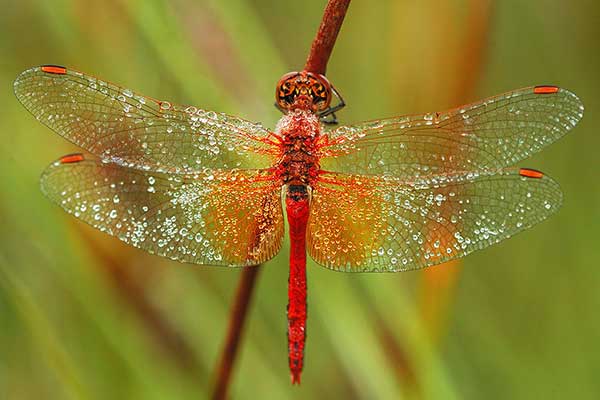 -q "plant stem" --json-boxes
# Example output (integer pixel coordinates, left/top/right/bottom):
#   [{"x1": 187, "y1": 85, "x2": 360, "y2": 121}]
[
  {"x1": 212, "y1": 267, "x2": 261, "y2": 400},
  {"x1": 304, "y1": 0, "x2": 351, "y2": 75}
]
